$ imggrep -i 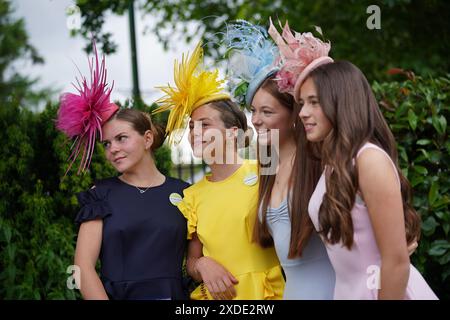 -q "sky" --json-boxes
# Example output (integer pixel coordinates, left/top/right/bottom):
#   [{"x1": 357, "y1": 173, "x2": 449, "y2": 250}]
[
  {"x1": 13, "y1": 0, "x2": 195, "y2": 104},
  {"x1": 12, "y1": 0, "x2": 210, "y2": 165}
]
